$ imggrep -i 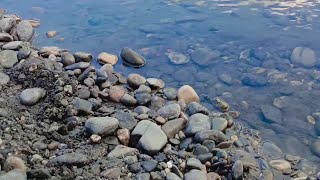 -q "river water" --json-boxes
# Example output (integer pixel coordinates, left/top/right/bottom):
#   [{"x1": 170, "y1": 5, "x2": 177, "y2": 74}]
[{"x1": 3, "y1": 0, "x2": 320, "y2": 167}]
